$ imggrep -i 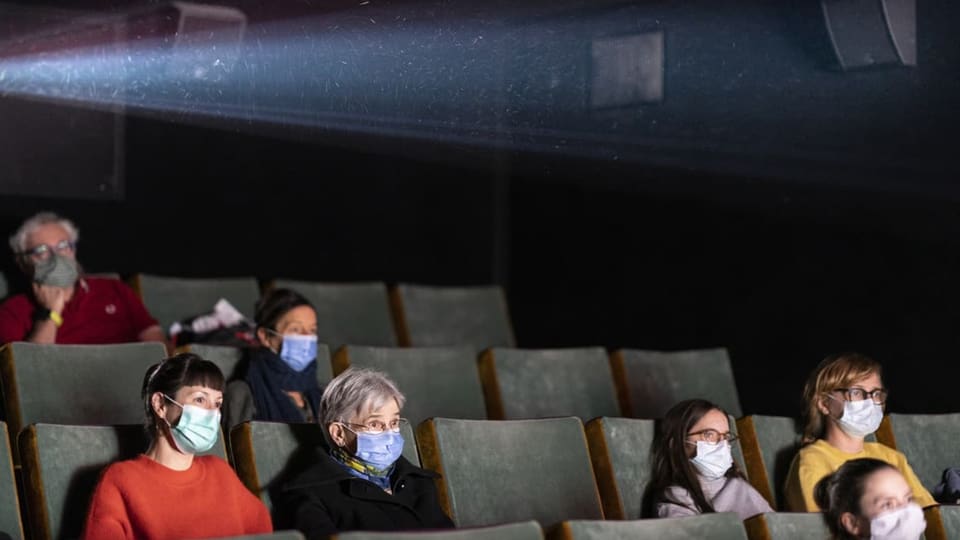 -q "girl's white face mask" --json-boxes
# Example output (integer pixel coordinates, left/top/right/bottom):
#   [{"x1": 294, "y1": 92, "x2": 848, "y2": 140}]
[
  {"x1": 830, "y1": 395, "x2": 884, "y2": 438},
  {"x1": 689, "y1": 440, "x2": 733, "y2": 479},
  {"x1": 869, "y1": 502, "x2": 926, "y2": 540}
]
